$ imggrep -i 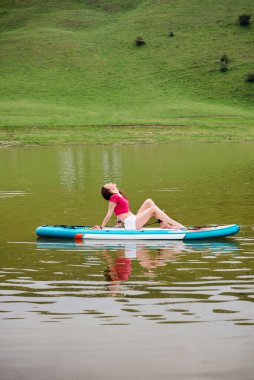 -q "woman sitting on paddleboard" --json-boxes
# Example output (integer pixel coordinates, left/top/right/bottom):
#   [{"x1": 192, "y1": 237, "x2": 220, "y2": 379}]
[{"x1": 94, "y1": 182, "x2": 185, "y2": 230}]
